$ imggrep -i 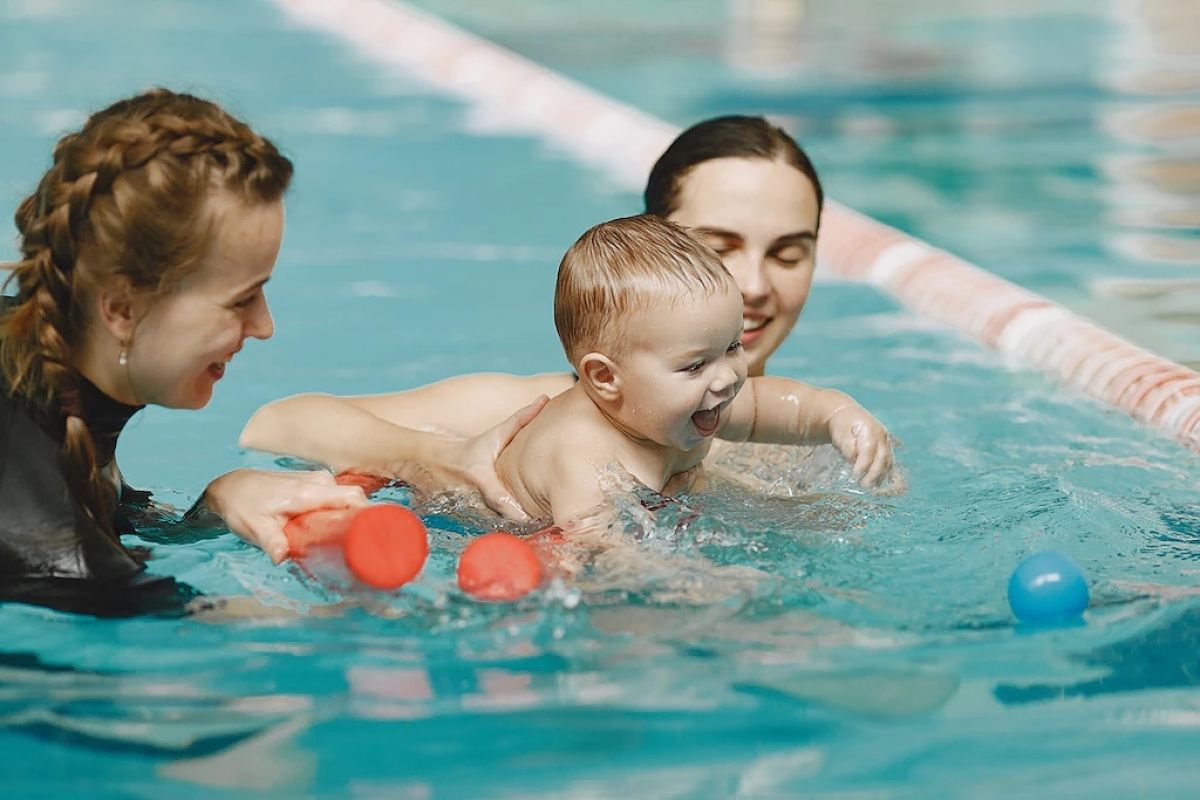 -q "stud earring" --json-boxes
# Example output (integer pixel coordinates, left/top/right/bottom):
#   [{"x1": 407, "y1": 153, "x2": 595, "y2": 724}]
[{"x1": 118, "y1": 342, "x2": 128, "y2": 367}]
